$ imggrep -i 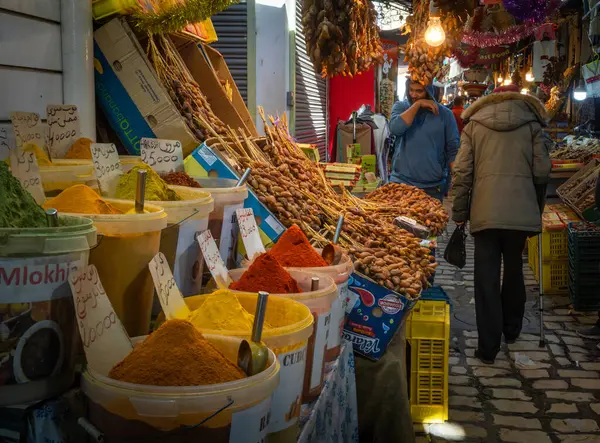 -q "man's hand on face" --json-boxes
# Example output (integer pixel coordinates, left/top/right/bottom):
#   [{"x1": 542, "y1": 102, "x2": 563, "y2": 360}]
[{"x1": 417, "y1": 99, "x2": 439, "y2": 115}]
